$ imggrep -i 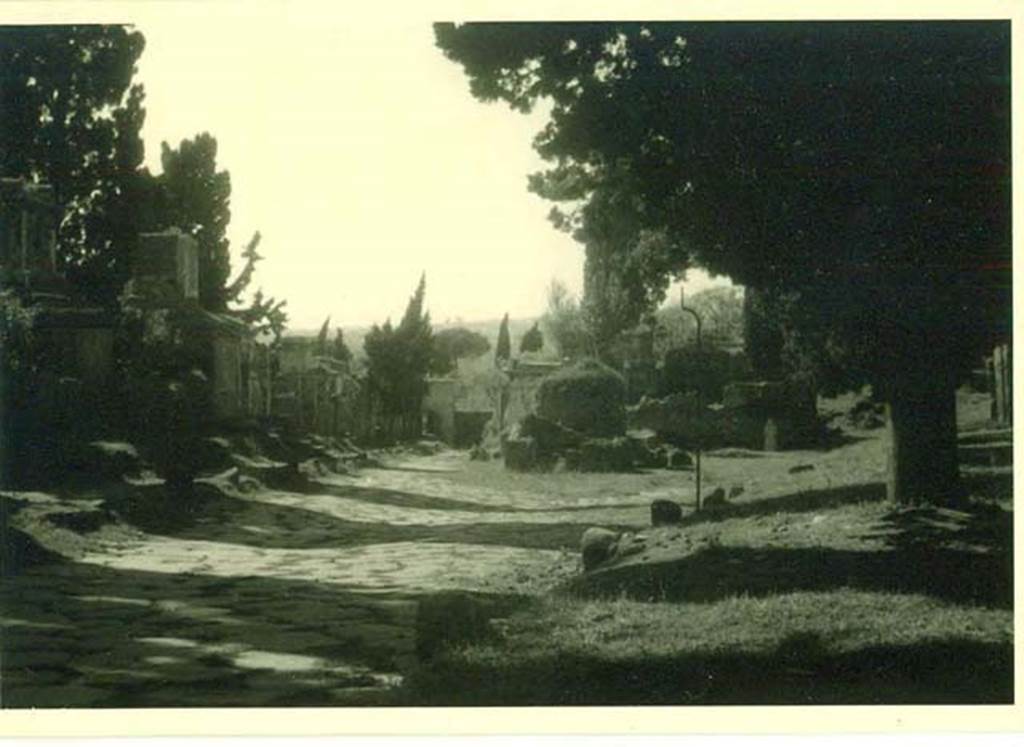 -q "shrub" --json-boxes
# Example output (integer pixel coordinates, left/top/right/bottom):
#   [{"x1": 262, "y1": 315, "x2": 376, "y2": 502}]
[
  {"x1": 659, "y1": 344, "x2": 753, "y2": 403},
  {"x1": 536, "y1": 358, "x2": 626, "y2": 437}
]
